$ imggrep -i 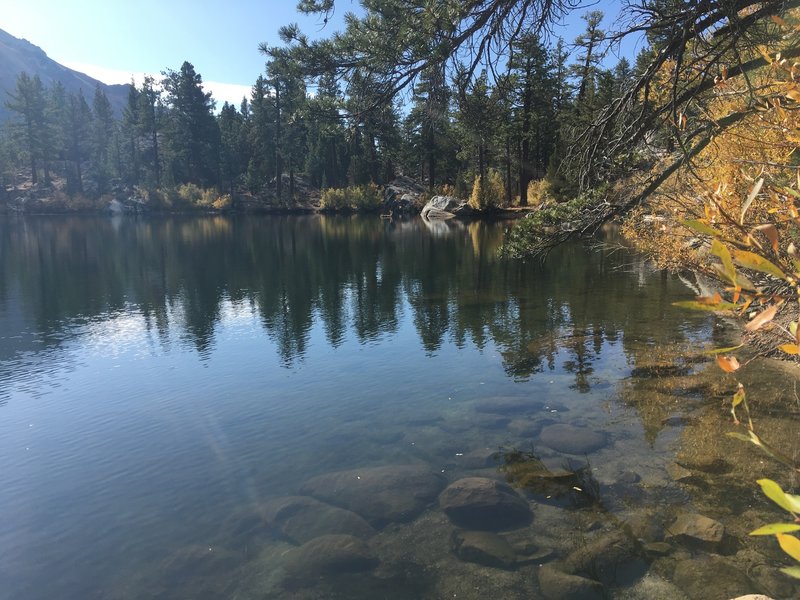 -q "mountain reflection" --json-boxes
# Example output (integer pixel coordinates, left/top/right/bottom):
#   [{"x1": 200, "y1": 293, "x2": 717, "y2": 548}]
[{"x1": 0, "y1": 215, "x2": 703, "y2": 382}]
